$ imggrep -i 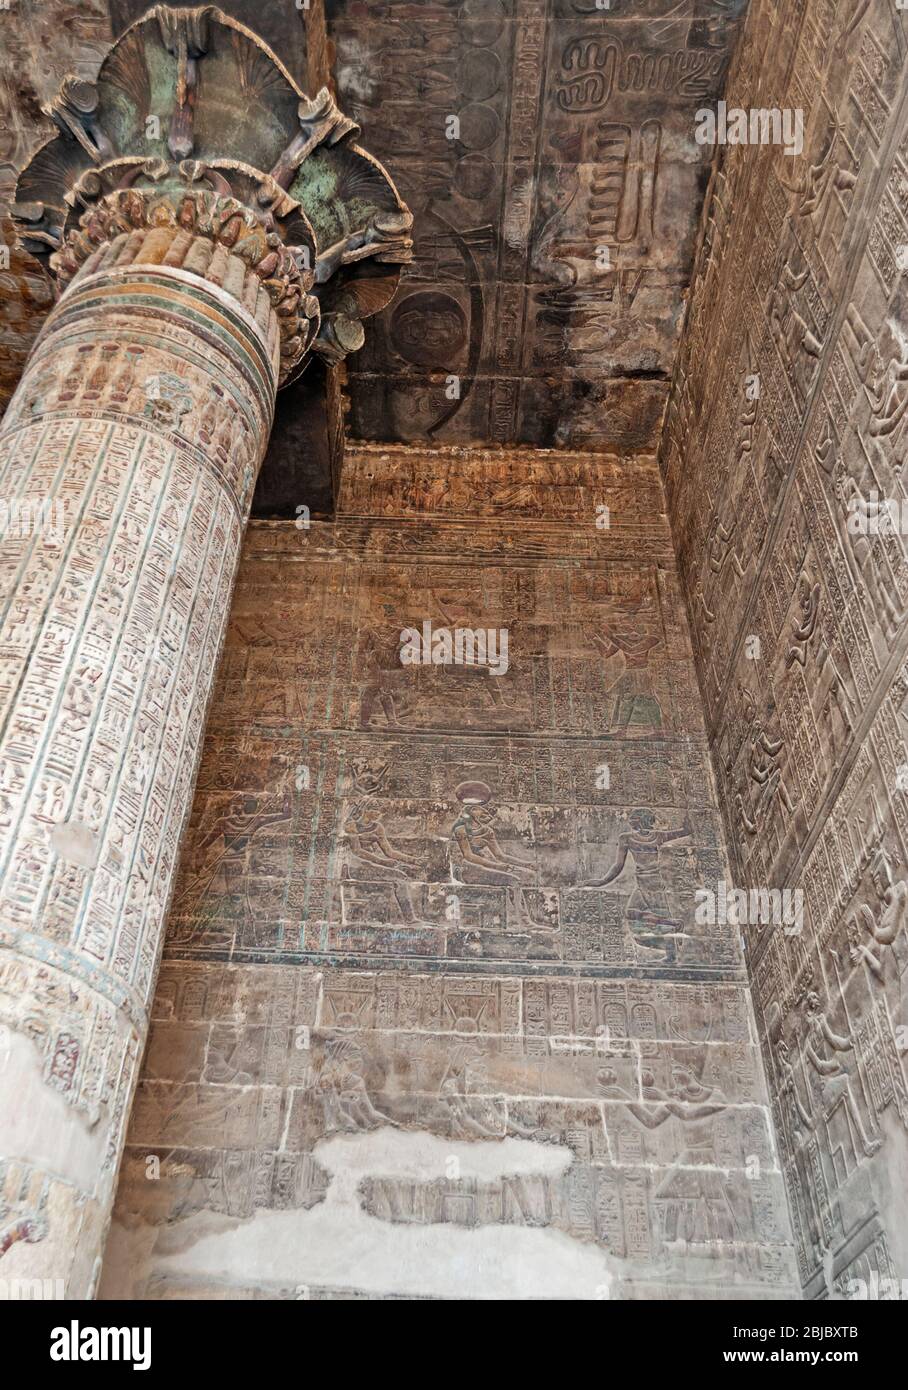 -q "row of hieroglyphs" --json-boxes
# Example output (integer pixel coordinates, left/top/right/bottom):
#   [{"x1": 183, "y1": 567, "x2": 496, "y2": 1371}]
[{"x1": 557, "y1": 36, "x2": 727, "y2": 112}]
